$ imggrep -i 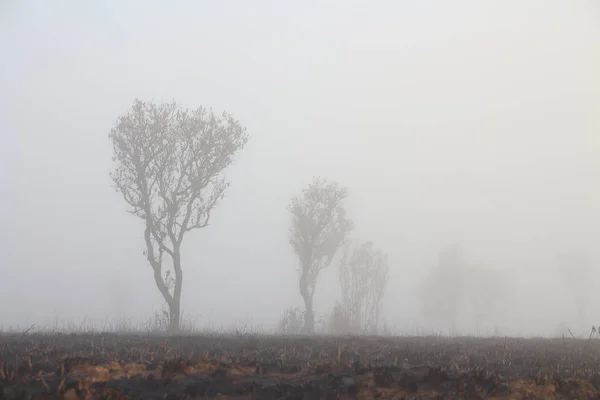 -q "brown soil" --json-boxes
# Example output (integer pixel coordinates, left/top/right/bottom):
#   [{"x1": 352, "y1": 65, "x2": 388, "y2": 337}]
[{"x1": 2, "y1": 333, "x2": 600, "y2": 399}]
